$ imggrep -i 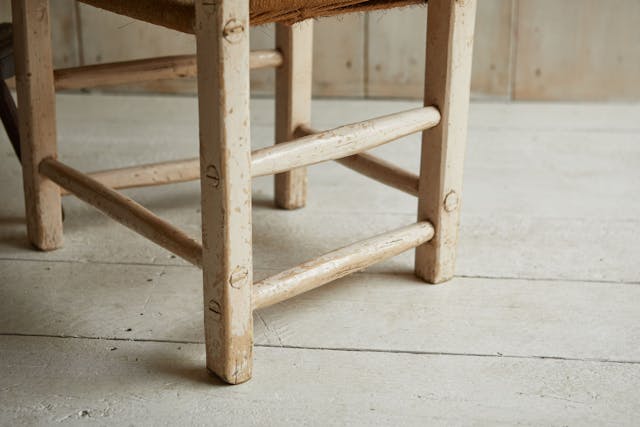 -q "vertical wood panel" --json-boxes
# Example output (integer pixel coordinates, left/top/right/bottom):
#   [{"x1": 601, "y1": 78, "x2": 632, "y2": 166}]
[
  {"x1": 6, "y1": 1, "x2": 638, "y2": 100},
  {"x1": 313, "y1": 14, "x2": 365, "y2": 97},
  {"x1": 367, "y1": 7, "x2": 426, "y2": 98},
  {"x1": 250, "y1": 16, "x2": 366, "y2": 97},
  {"x1": 472, "y1": 0, "x2": 514, "y2": 98},
  {"x1": 2, "y1": 1, "x2": 80, "y2": 69},
  {"x1": 514, "y1": 0, "x2": 640, "y2": 101},
  {"x1": 367, "y1": 1, "x2": 514, "y2": 99},
  {"x1": 76, "y1": 3, "x2": 197, "y2": 93}
]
